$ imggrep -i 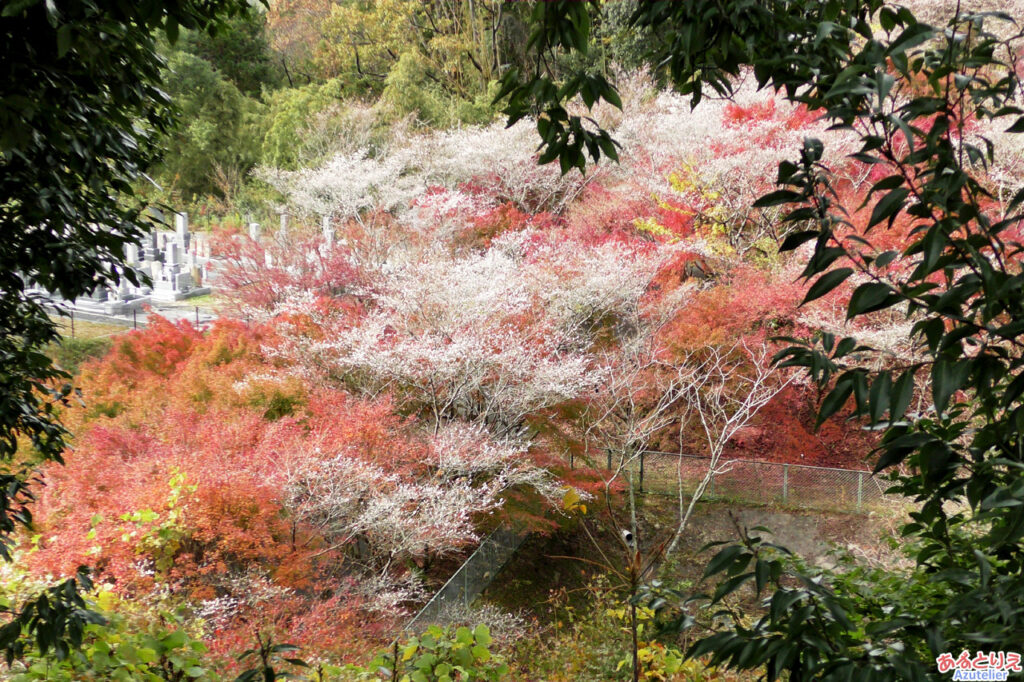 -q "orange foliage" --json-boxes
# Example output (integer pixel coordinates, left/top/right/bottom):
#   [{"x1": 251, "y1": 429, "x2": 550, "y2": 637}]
[
  {"x1": 725, "y1": 385, "x2": 878, "y2": 469},
  {"x1": 658, "y1": 264, "x2": 808, "y2": 351},
  {"x1": 29, "y1": 318, "x2": 438, "y2": 660}
]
